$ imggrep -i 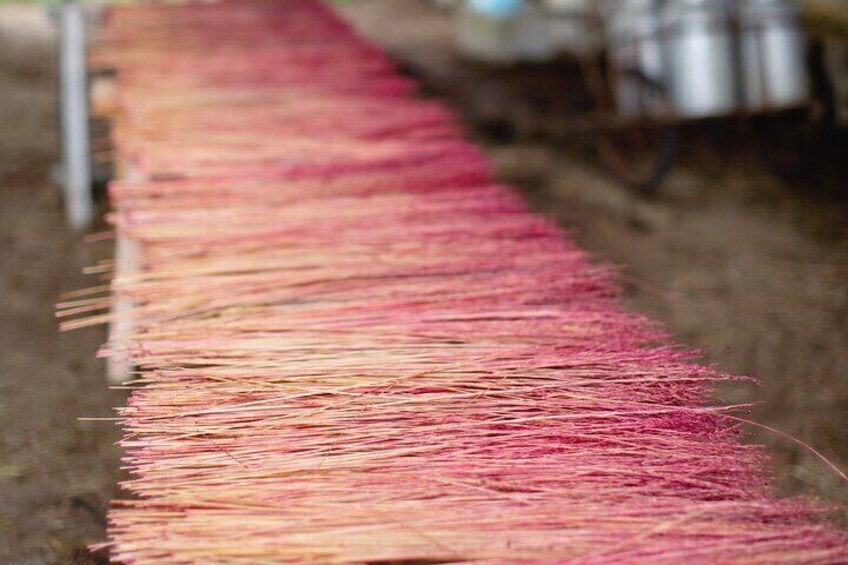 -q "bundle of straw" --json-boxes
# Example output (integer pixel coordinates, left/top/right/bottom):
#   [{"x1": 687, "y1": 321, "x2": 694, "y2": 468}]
[{"x1": 59, "y1": 0, "x2": 848, "y2": 562}]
